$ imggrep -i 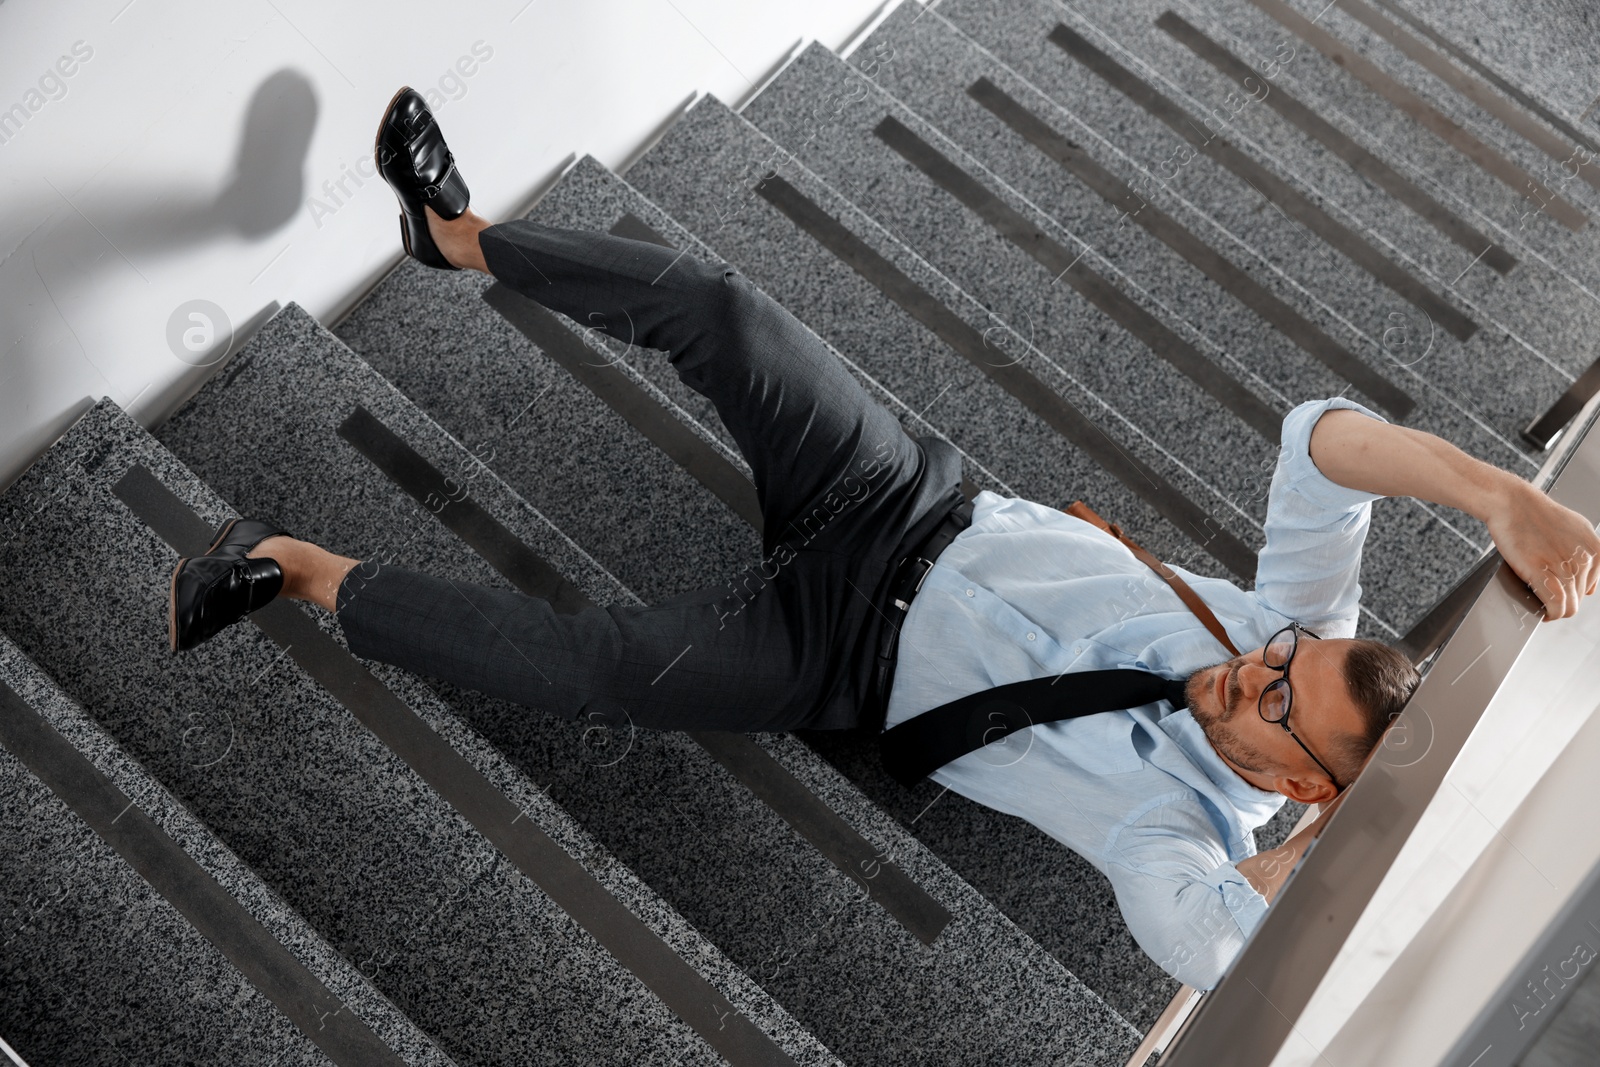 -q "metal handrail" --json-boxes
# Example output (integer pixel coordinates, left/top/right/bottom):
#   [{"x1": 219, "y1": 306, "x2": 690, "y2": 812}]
[{"x1": 1159, "y1": 391, "x2": 1600, "y2": 1065}]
